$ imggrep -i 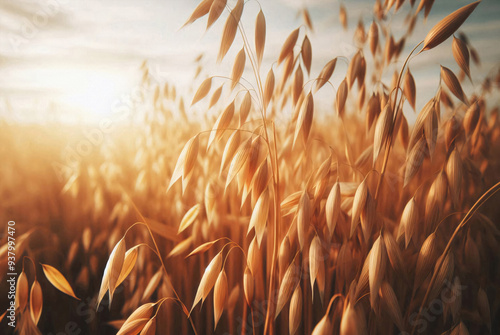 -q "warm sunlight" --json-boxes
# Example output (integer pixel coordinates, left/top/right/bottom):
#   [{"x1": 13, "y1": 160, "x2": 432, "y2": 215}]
[
  {"x1": 1, "y1": 1, "x2": 500, "y2": 334},
  {"x1": 33, "y1": 68, "x2": 123, "y2": 121}
]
